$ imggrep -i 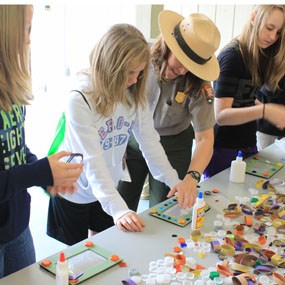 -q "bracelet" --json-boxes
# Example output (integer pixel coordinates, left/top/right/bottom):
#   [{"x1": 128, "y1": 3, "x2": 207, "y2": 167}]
[
  {"x1": 220, "y1": 244, "x2": 235, "y2": 256},
  {"x1": 262, "y1": 103, "x2": 265, "y2": 119},
  {"x1": 241, "y1": 204, "x2": 253, "y2": 215},
  {"x1": 231, "y1": 262, "x2": 249, "y2": 273},
  {"x1": 190, "y1": 229, "x2": 202, "y2": 241},
  {"x1": 273, "y1": 272, "x2": 285, "y2": 284},
  {"x1": 233, "y1": 253, "x2": 257, "y2": 267},
  {"x1": 253, "y1": 264, "x2": 276, "y2": 275},
  {"x1": 243, "y1": 243, "x2": 262, "y2": 251},
  {"x1": 232, "y1": 273, "x2": 256, "y2": 285},
  {"x1": 217, "y1": 264, "x2": 234, "y2": 277}
]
